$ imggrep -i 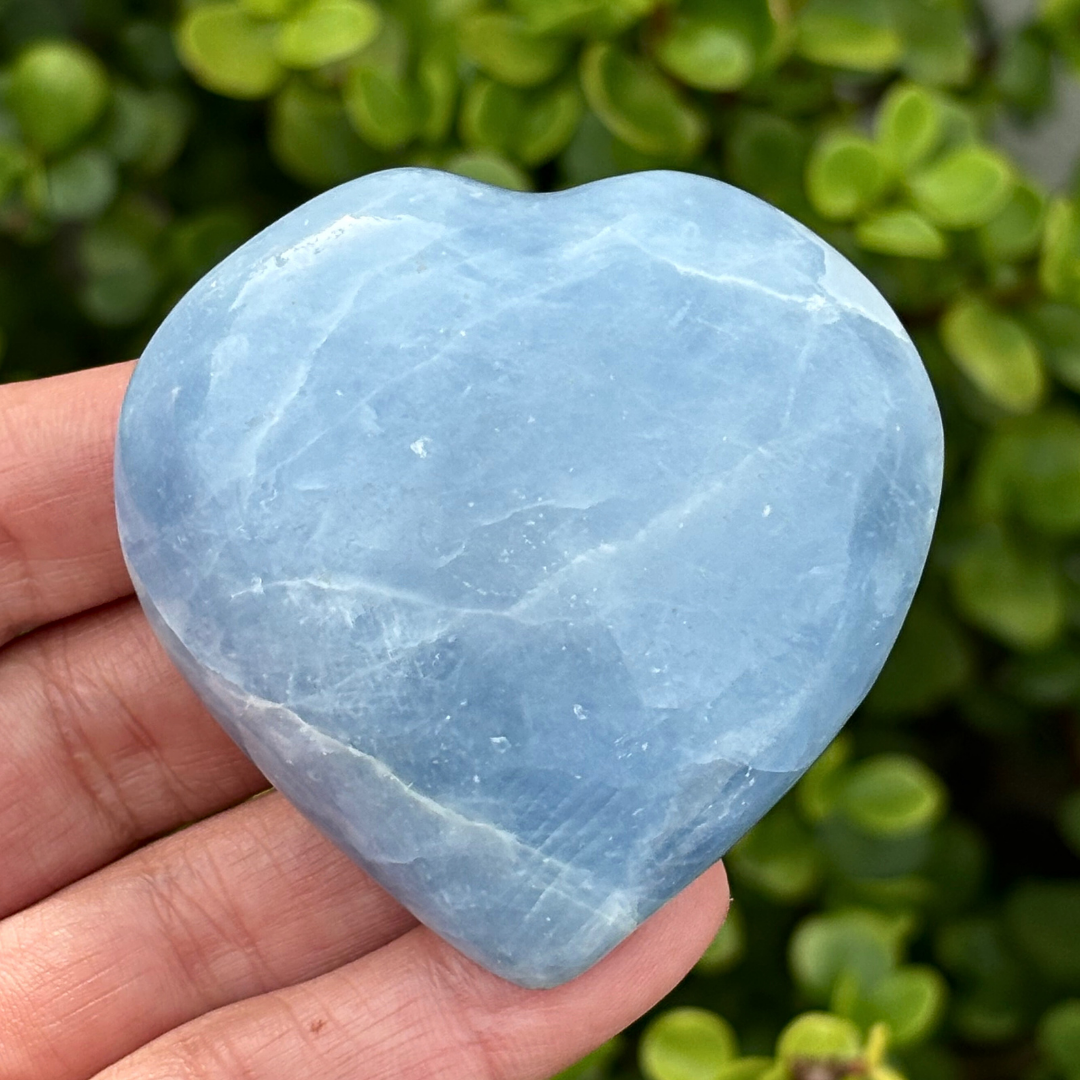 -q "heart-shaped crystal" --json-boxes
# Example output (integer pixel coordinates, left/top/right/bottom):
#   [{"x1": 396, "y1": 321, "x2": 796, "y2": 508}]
[{"x1": 116, "y1": 168, "x2": 942, "y2": 988}]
